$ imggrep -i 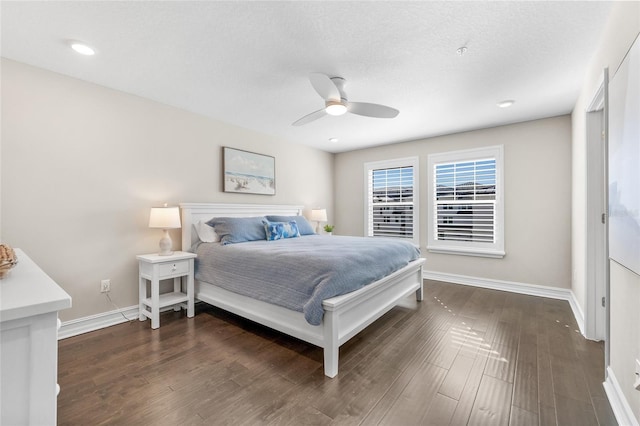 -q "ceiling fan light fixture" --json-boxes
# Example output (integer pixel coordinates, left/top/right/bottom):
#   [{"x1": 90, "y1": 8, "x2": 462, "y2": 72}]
[{"x1": 325, "y1": 101, "x2": 347, "y2": 116}]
